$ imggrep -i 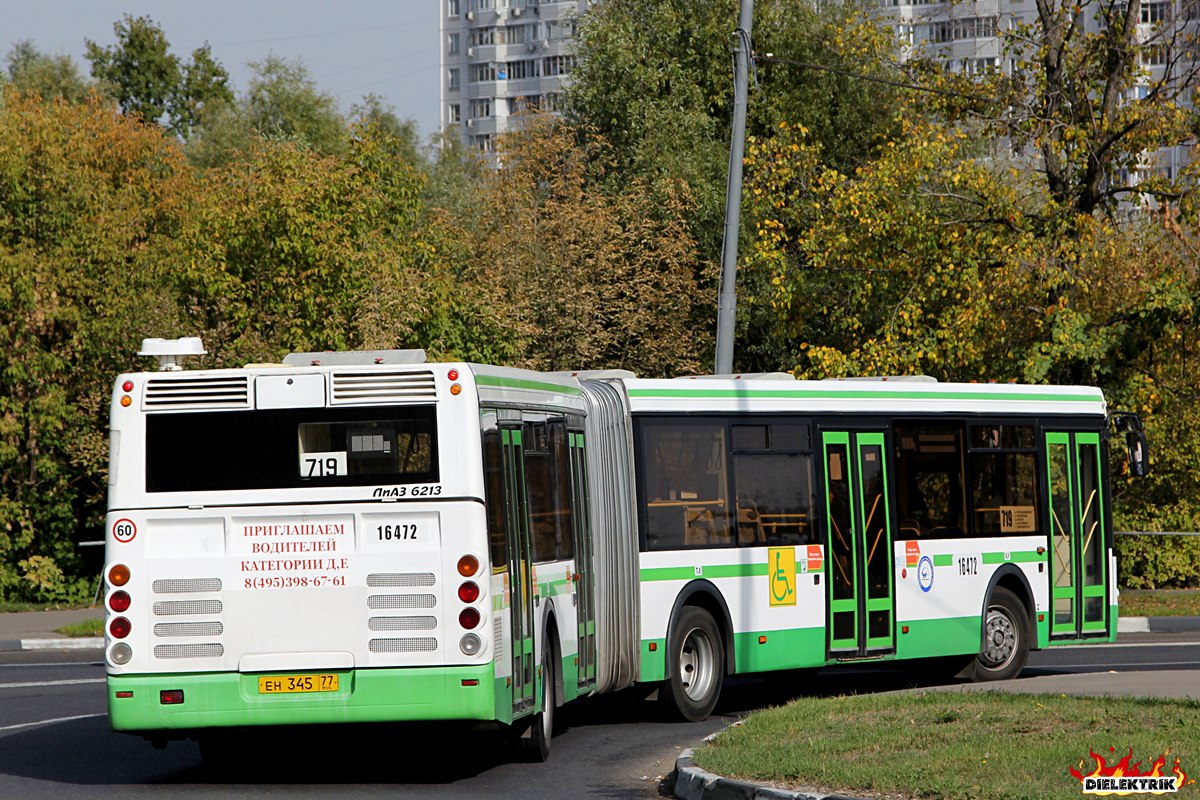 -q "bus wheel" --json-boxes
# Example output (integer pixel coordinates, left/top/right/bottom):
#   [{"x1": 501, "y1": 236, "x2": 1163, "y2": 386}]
[
  {"x1": 973, "y1": 587, "x2": 1029, "y2": 682},
  {"x1": 661, "y1": 606, "x2": 724, "y2": 722},
  {"x1": 518, "y1": 638, "x2": 554, "y2": 762}
]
